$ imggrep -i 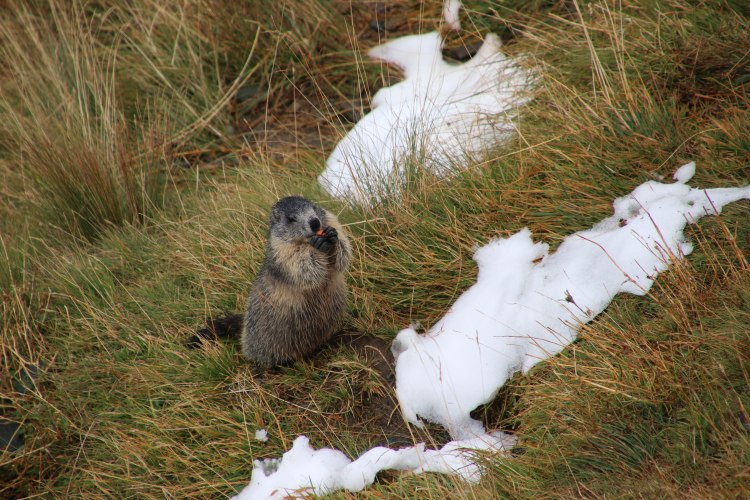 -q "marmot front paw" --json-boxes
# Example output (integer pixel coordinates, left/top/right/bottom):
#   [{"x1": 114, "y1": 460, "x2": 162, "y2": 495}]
[{"x1": 310, "y1": 226, "x2": 338, "y2": 253}]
